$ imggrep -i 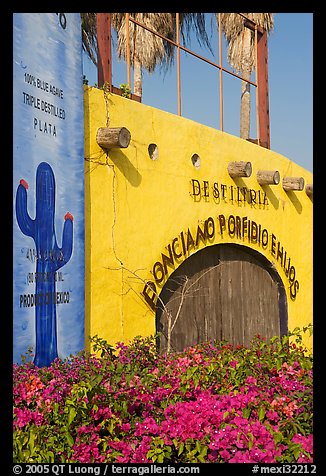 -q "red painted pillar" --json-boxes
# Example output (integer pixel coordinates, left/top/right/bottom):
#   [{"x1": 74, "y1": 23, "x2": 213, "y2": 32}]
[
  {"x1": 96, "y1": 13, "x2": 112, "y2": 88},
  {"x1": 257, "y1": 29, "x2": 270, "y2": 149}
]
